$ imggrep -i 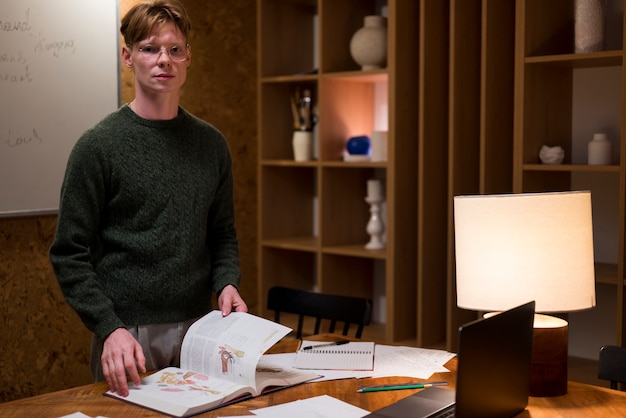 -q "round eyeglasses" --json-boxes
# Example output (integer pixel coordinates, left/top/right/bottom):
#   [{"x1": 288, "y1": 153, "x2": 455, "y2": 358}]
[{"x1": 136, "y1": 44, "x2": 190, "y2": 62}]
